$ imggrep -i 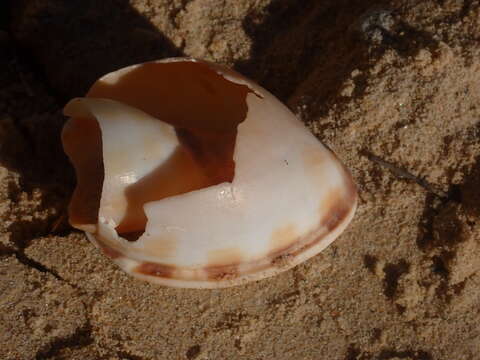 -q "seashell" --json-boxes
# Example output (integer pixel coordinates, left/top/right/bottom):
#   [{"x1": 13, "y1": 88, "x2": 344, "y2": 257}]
[{"x1": 61, "y1": 58, "x2": 357, "y2": 288}]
